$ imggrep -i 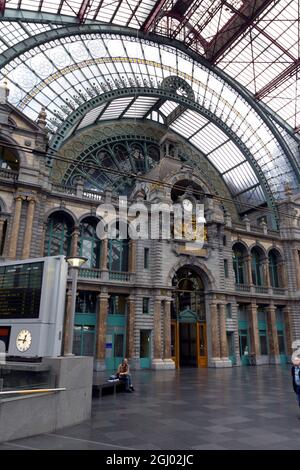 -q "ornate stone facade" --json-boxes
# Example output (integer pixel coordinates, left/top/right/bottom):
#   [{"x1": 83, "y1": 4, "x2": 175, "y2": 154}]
[{"x1": 0, "y1": 85, "x2": 299, "y2": 371}]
